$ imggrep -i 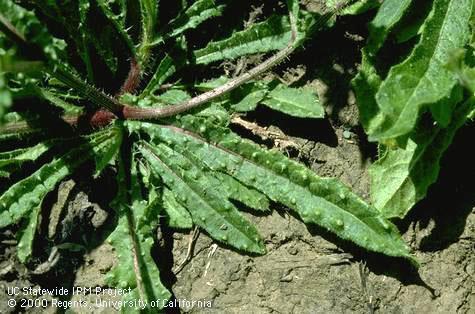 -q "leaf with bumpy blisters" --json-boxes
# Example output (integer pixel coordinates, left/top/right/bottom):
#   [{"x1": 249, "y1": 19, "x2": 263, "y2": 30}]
[
  {"x1": 140, "y1": 141, "x2": 266, "y2": 254},
  {"x1": 136, "y1": 119, "x2": 416, "y2": 264}
]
